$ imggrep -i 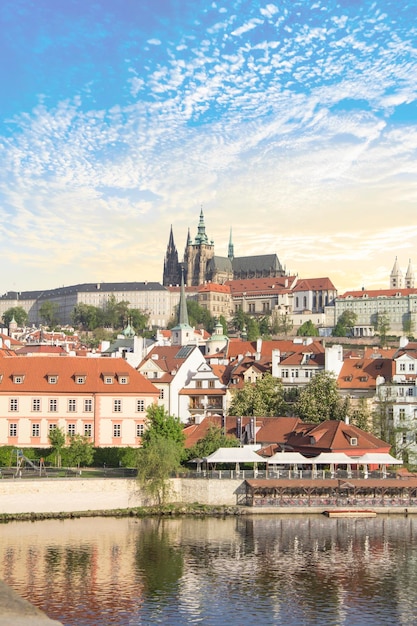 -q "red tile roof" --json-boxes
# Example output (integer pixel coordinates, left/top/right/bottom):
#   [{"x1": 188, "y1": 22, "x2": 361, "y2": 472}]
[
  {"x1": 340, "y1": 288, "x2": 417, "y2": 298},
  {"x1": 286, "y1": 420, "x2": 390, "y2": 456},
  {"x1": 291, "y1": 277, "x2": 336, "y2": 291},
  {"x1": 198, "y1": 283, "x2": 231, "y2": 294},
  {"x1": 0, "y1": 356, "x2": 158, "y2": 395},
  {"x1": 226, "y1": 276, "x2": 296, "y2": 295},
  {"x1": 337, "y1": 356, "x2": 394, "y2": 390}
]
